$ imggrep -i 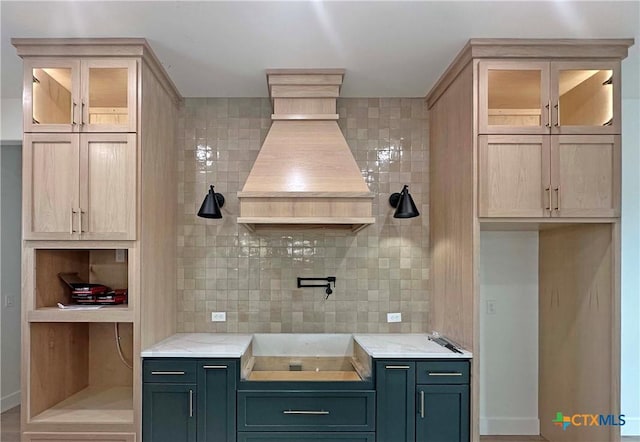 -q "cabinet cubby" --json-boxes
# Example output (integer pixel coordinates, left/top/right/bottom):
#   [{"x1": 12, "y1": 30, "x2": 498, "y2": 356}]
[
  {"x1": 26, "y1": 248, "x2": 132, "y2": 322},
  {"x1": 28, "y1": 322, "x2": 134, "y2": 429}
]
